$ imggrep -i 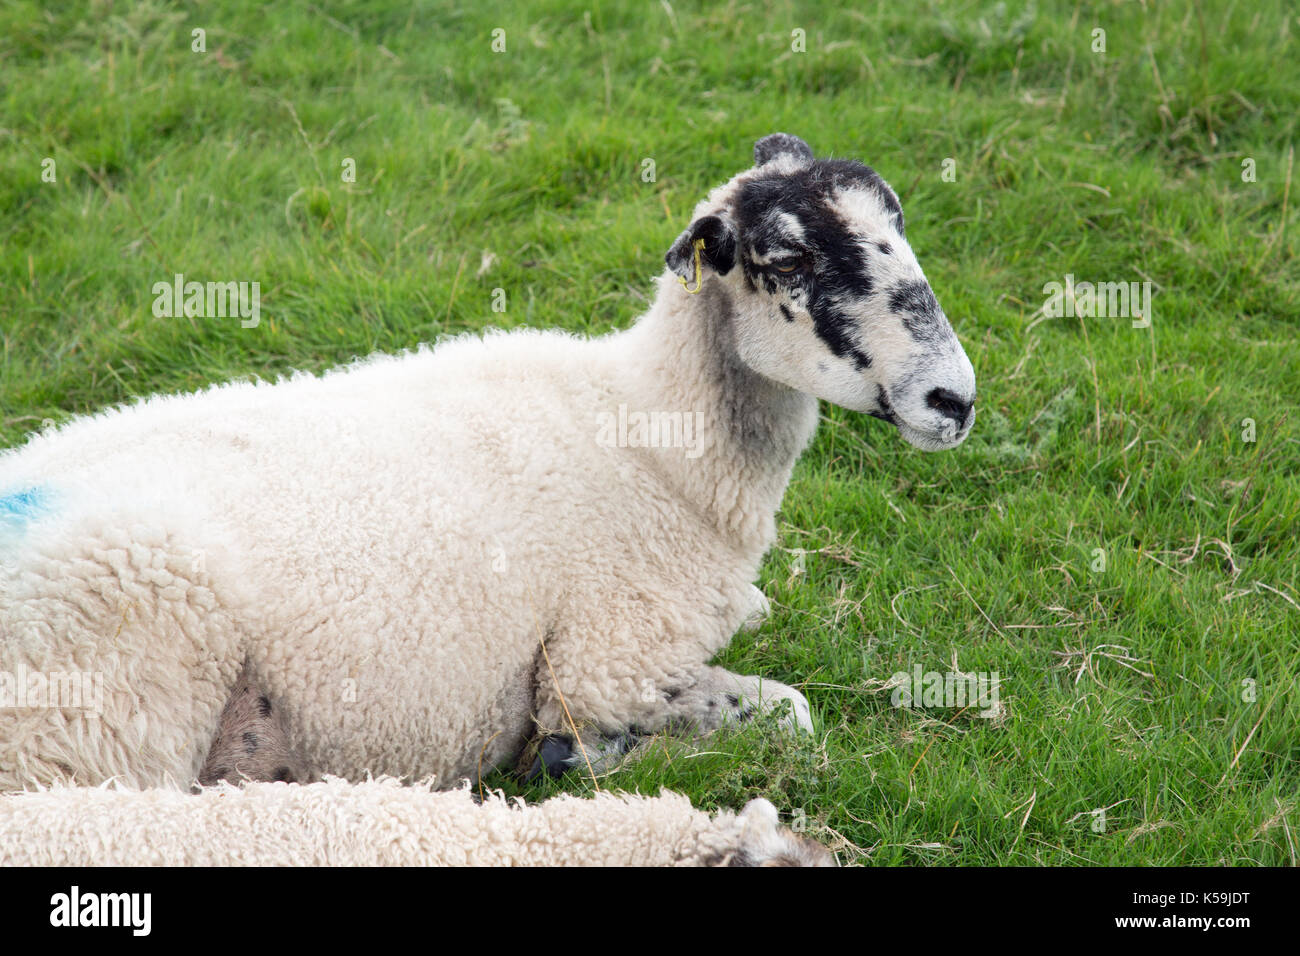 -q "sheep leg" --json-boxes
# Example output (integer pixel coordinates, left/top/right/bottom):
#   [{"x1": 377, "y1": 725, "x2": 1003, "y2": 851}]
[
  {"x1": 655, "y1": 666, "x2": 813, "y2": 735},
  {"x1": 0, "y1": 519, "x2": 248, "y2": 790},
  {"x1": 524, "y1": 666, "x2": 812, "y2": 780},
  {"x1": 738, "y1": 584, "x2": 771, "y2": 633}
]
